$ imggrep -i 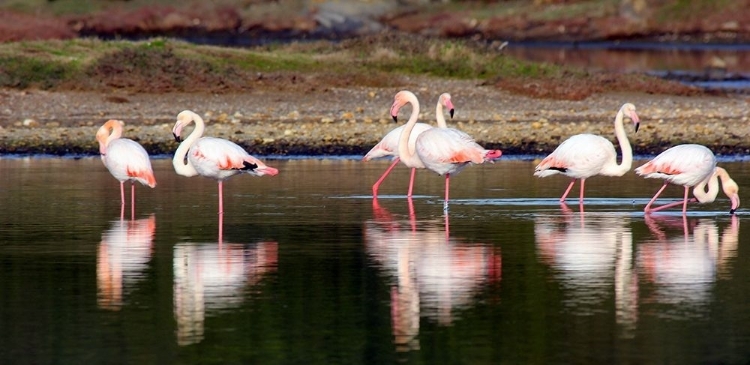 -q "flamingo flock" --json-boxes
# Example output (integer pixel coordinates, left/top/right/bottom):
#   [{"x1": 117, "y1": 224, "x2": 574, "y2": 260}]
[{"x1": 96, "y1": 90, "x2": 740, "y2": 217}]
